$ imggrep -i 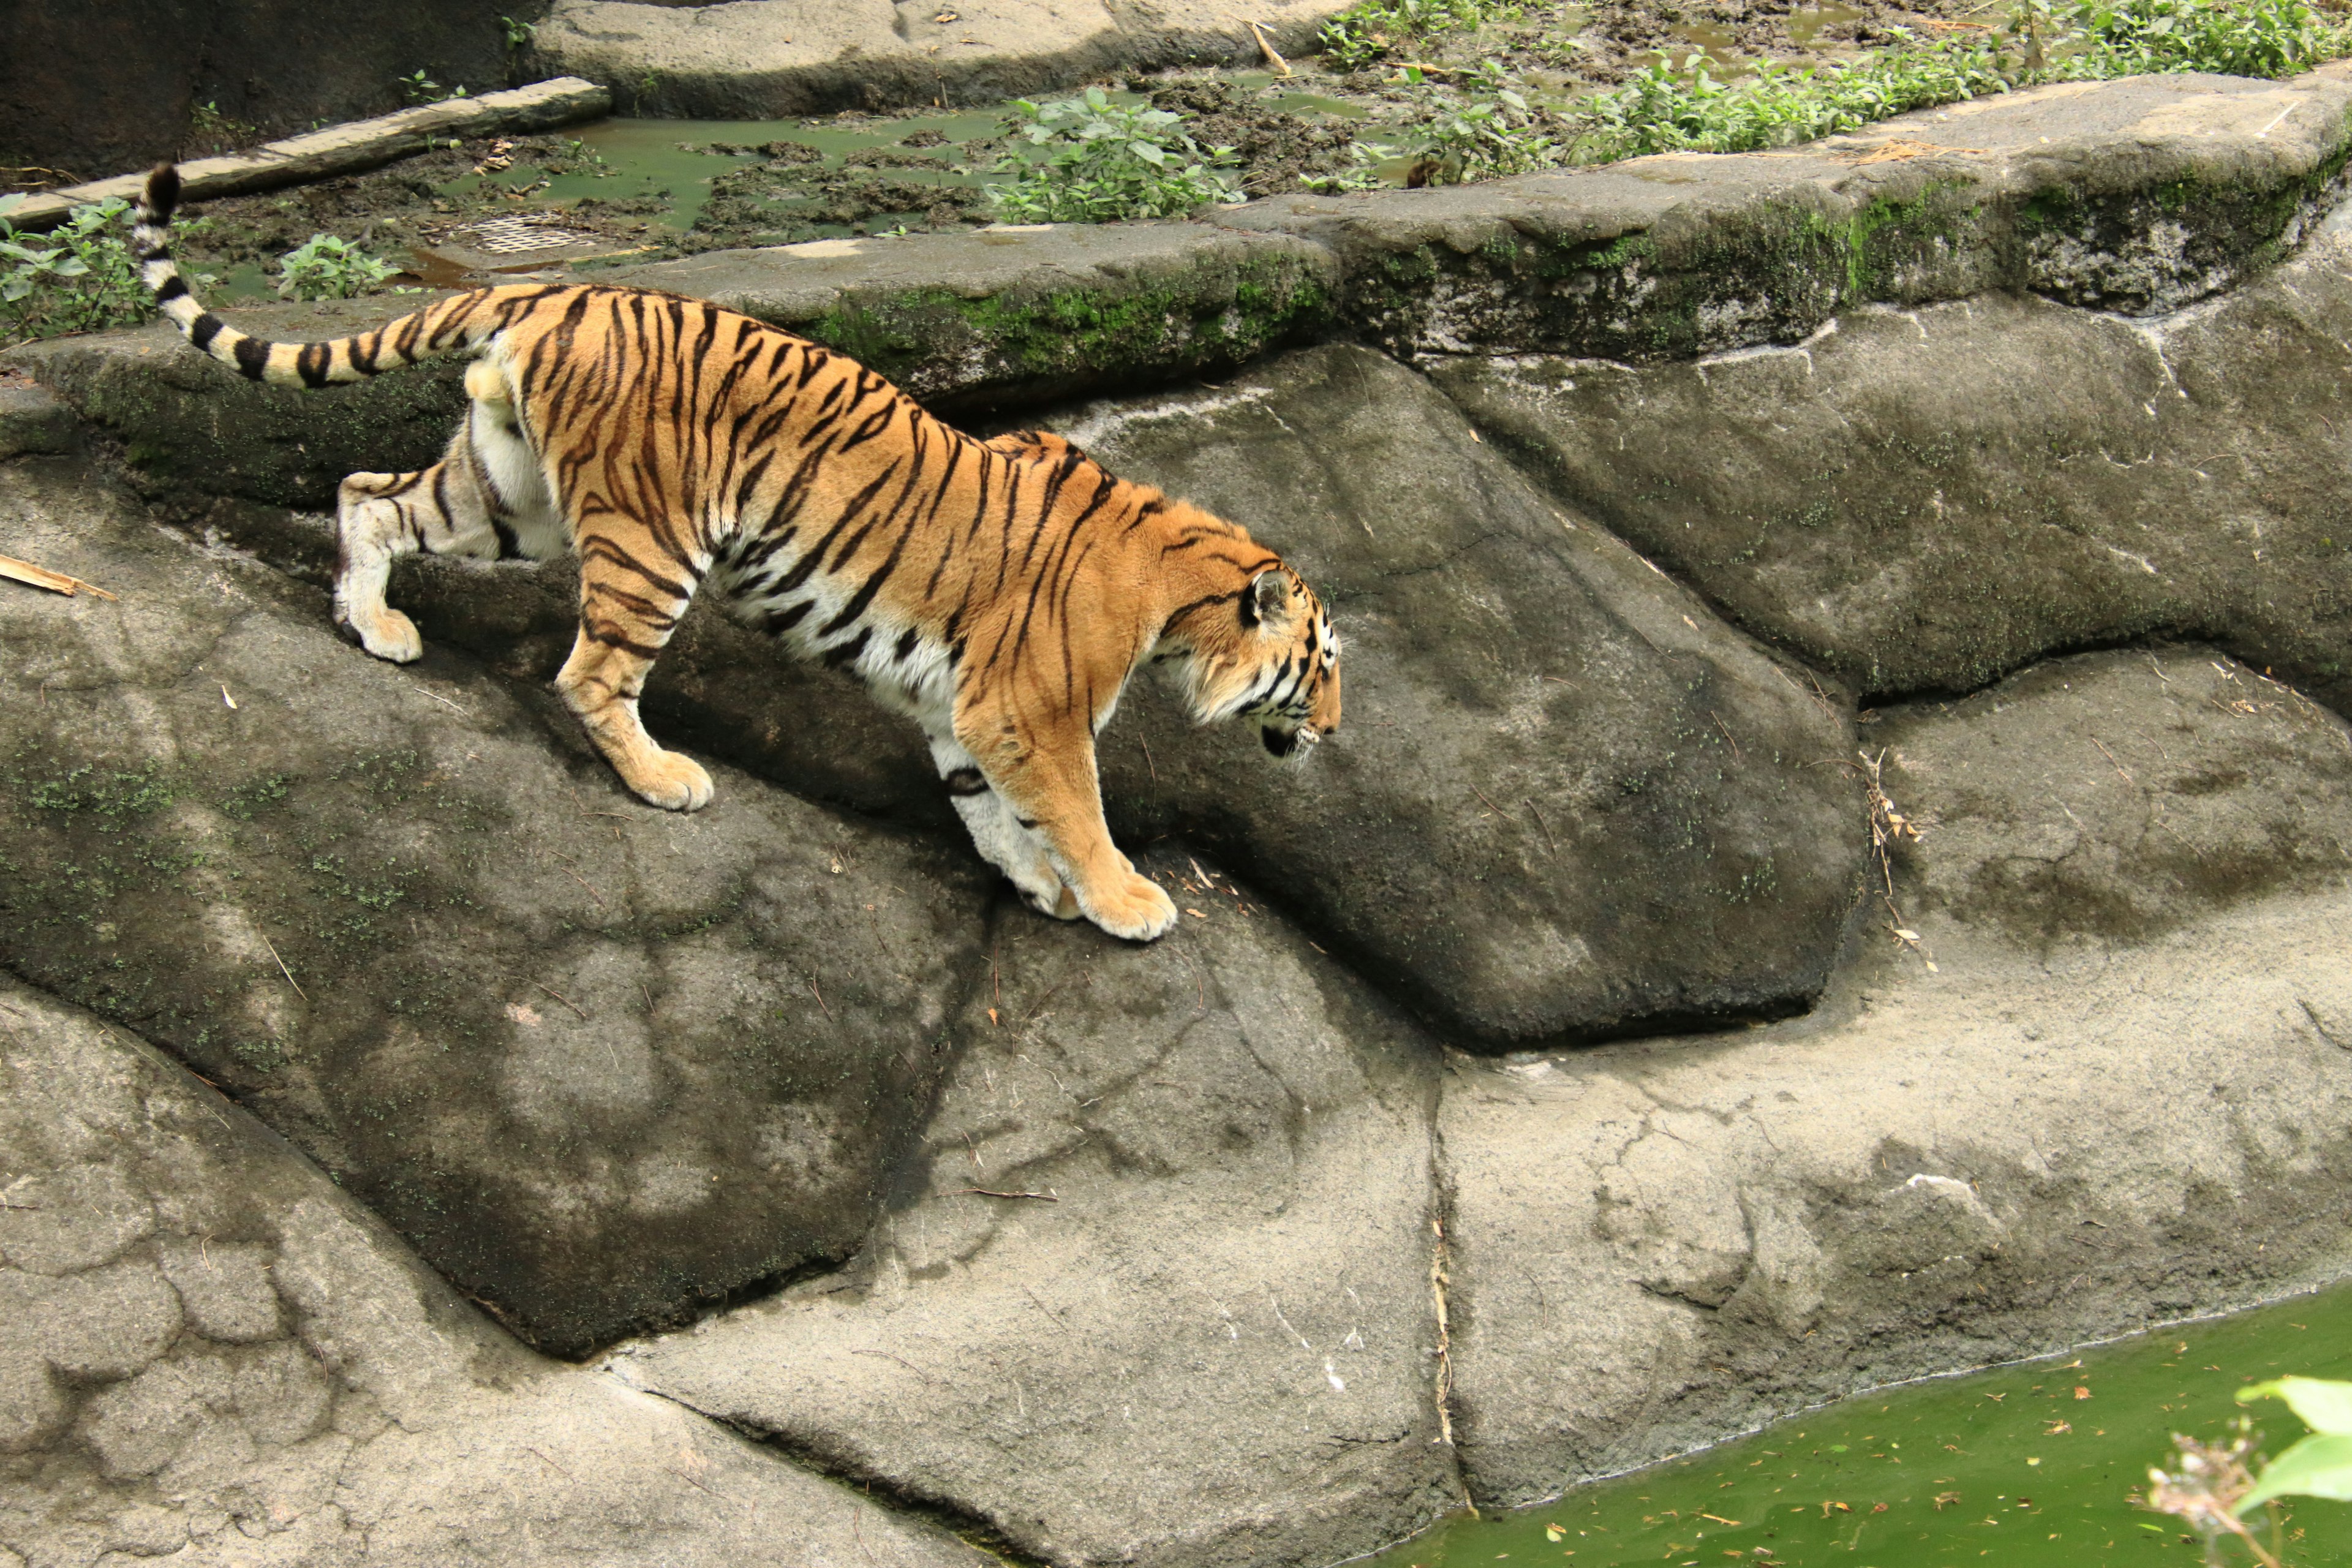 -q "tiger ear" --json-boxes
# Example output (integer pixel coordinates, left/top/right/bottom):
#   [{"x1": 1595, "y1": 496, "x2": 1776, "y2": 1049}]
[{"x1": 1242, "y1": 568, "x2": 1291, "y2": 630}]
